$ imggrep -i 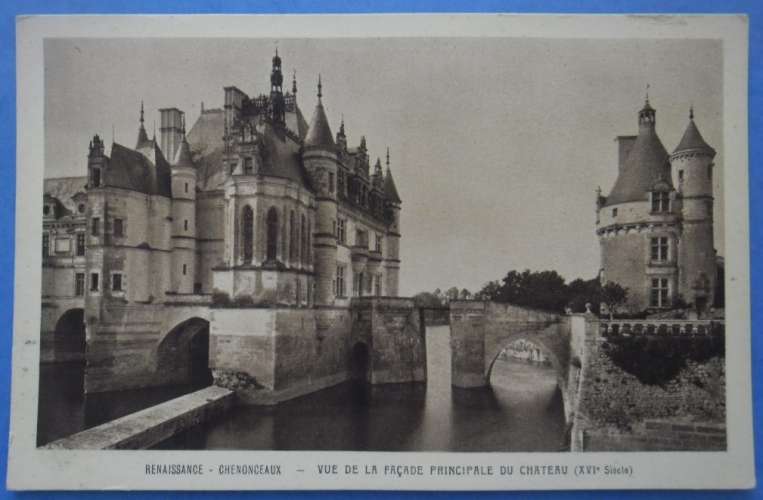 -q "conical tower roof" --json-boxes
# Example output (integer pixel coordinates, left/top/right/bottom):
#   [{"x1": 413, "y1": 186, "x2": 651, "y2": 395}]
[
  {"x1": 605, "y1": 100, "x2": 672, "y2": 206},
  {"x1": 304, "y1": 75, "x2": 335, "y2": 149},
  {"x1": 173, "y1": 137, "x2": 194, "y2": 168},
  {"x1": 673, "y1": 110, "x2": 715, "y2": 157},
  {"x1": 135, "y1": 101, "x2": 151, "y2": 149},
  {"x1": 384, "y1": 167, "x2": 401, "y2": 204}
]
